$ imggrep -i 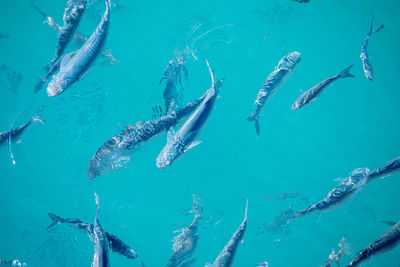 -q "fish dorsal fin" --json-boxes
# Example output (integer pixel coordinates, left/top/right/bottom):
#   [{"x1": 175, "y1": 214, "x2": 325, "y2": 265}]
[
  {"x1": 206, "y1": 59, "x2": 215, "y2": 88},
  {"x1": 184, "y1": 140, "x2": 202, "y2": 153},
  {"x1": 60, "y1": 51, "x2": 76, "y2": 71},
  {"x1": 167, "y1": 128, "x2": 176, "y2": 143}
]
